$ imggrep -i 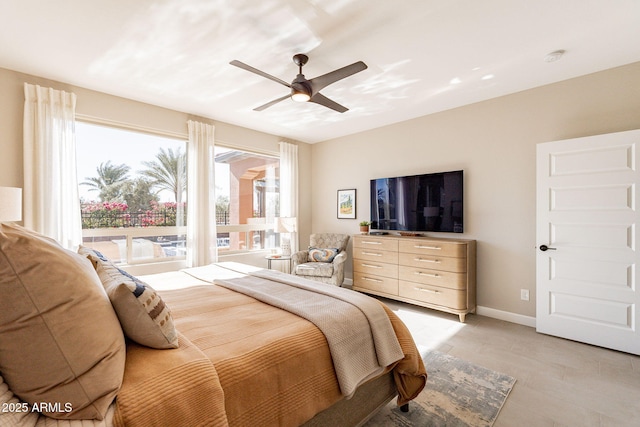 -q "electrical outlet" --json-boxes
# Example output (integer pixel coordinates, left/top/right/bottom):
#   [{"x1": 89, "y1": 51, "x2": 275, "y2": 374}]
[{"x1": 520, "y1": 289, "x2": 530, "y2": 301}]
